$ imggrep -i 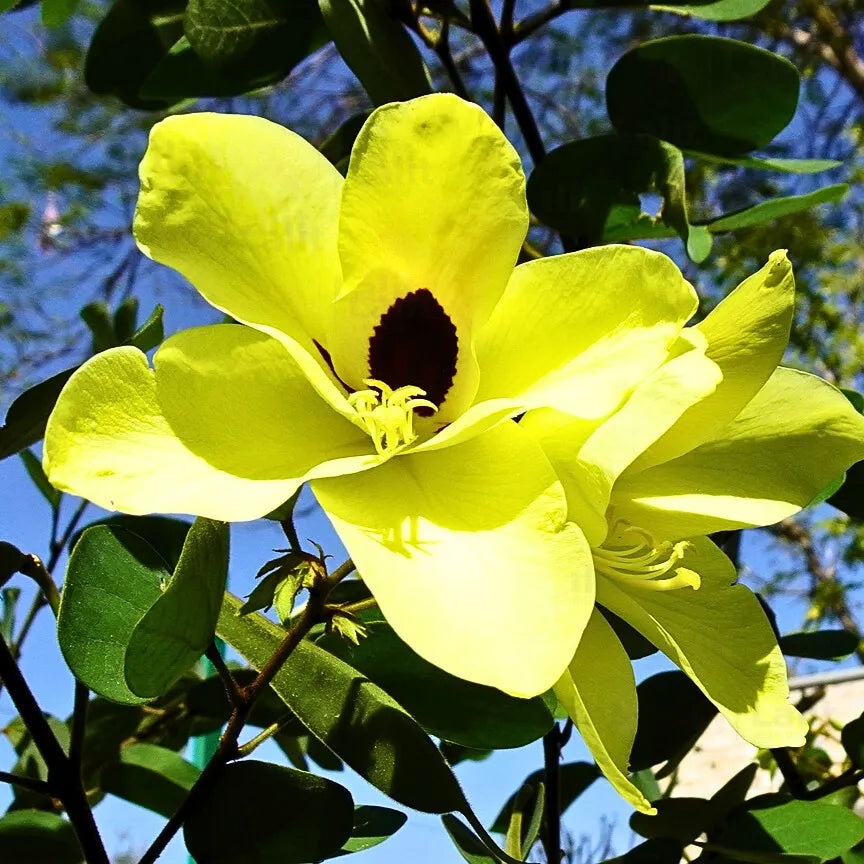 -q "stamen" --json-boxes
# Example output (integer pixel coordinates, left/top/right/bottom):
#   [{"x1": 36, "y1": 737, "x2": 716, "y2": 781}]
[
  {"x1": 348, "y1": 379, "x2": 437, "y2": 457},
  {"x1": 593, "y1": 525, "x2": 701, "y2": 592}
]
